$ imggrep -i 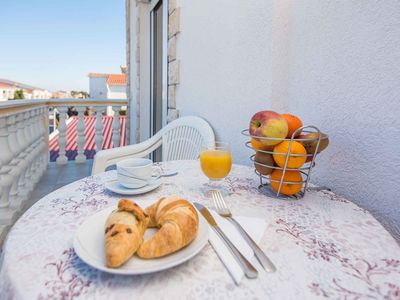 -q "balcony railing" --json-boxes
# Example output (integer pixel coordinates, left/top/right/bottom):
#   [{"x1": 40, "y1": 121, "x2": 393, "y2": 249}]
[{"x1": 0, "y1": 98, "x2": 128, "y2": 241}]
